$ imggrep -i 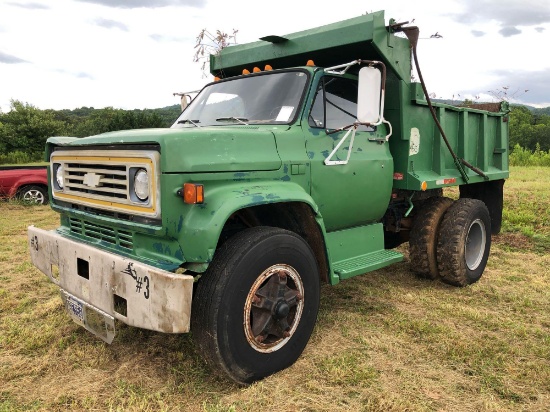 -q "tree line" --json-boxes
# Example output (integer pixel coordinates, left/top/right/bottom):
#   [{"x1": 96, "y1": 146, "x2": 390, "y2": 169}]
[
  {"x1": 508, "y1": 105, "x2": 550, "y2": 152},
  {"x1": 0, "y1": 99, "x2": 549, "y2": 164},
  {"x1": 0, "y1": 100, "x2": 181, "y2": 163}
]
